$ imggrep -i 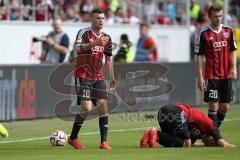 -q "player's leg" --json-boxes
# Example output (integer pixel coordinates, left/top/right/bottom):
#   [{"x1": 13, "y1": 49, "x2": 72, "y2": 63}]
[
  {"x1": 94, "y1": 80, "x2": 110, "y2": 149},
  {"x1": 218, "y1": 79, "x2": 233, "y2": 127},
  {"x1": 96, "y1": 99, "x2": 109, "y2": 142},
  {"x1": 68, "y1": 77, "x2": 92, "y2": 149},
  {"x1": 157, "y1": 104, "x2": 186, "y2": 147},
  {"x1": 204, "y1": 80, "x2": 219, "y2": 126},
  {"x1": 69, "y1": 100, "x2": 92, "y2": 140},
  {"x1": 158, "y1": 131, "x2": 184, "y2": 147}
]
